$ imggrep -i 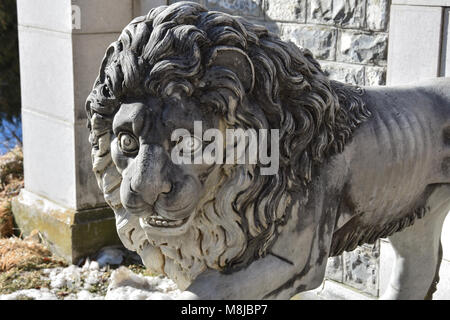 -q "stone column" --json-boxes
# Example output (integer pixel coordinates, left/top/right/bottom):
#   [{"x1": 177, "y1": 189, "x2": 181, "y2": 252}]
[{"x1": 13, "y1": 0, "x2": 164, "y2": 263}]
